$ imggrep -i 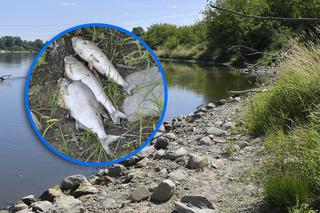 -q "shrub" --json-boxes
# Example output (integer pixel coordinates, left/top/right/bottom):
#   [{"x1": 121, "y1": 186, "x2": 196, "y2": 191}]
[
  {"x1": 264, "y1": 173, "x2": 309, "y2": 209},
  {"x1": 246, "y1": 41, "x2": 320, "y2": 135}
]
